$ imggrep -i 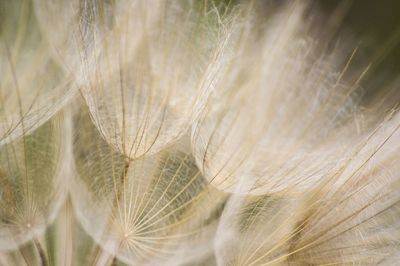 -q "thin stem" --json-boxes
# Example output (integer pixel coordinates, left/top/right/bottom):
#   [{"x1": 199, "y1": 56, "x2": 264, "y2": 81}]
[{"x1": 34, "y1": 239, "x2": 48, "y2": 266}]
